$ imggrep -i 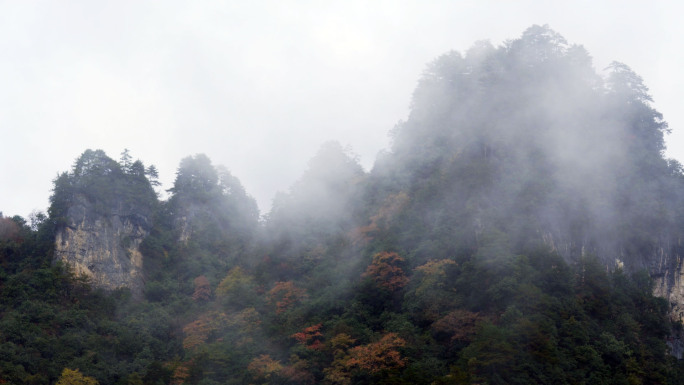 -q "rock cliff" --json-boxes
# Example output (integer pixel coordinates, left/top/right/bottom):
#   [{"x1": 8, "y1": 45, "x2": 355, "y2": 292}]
[
  {"x1": 54, "y1": 195, "x2": 149, "y2": 296},
  {"x1": 651, "y1": 240, "x2": 684, "y2": 321},
  {"x1": 540, "y1": 228, "x2": 684, "y2": 321}
]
